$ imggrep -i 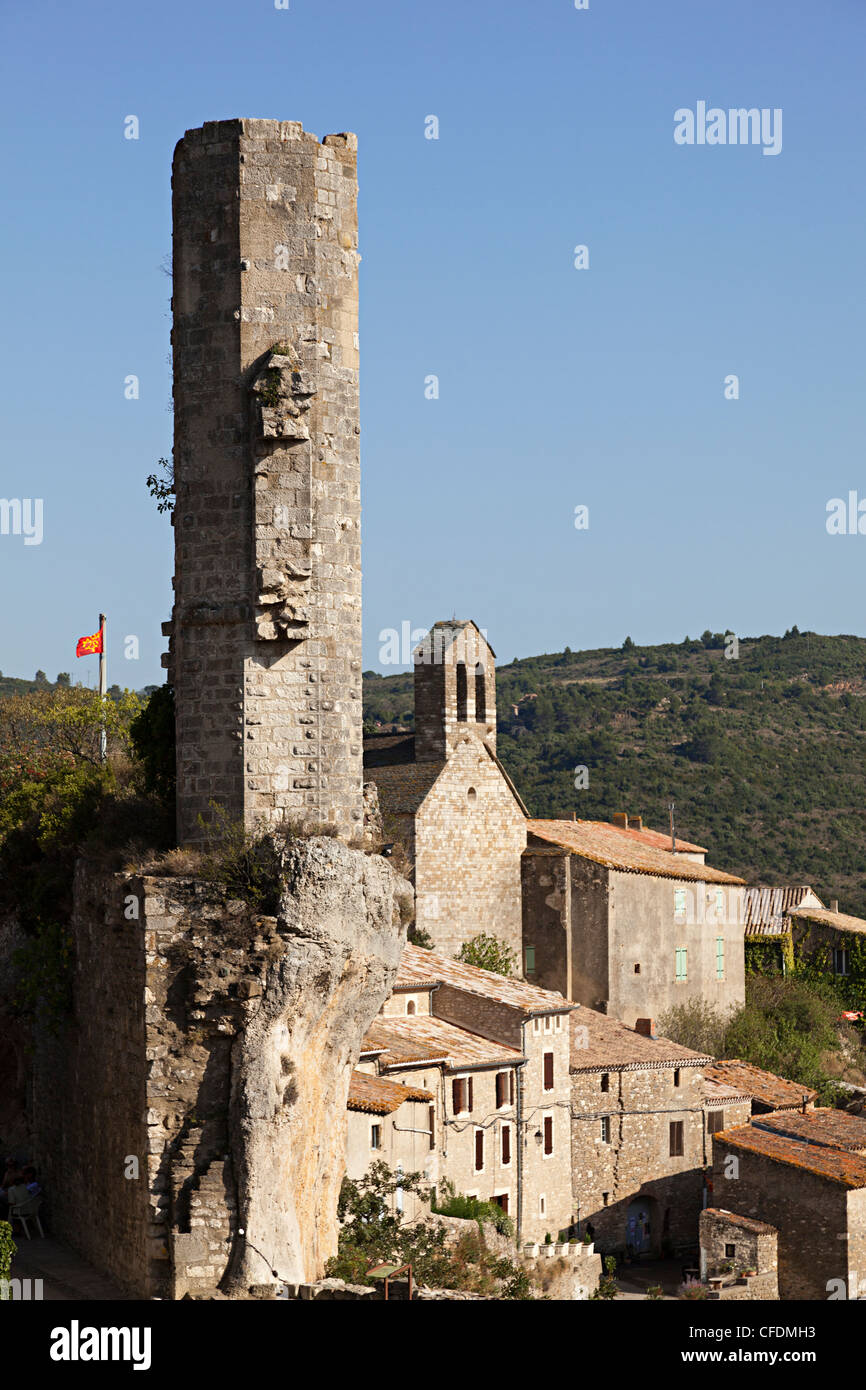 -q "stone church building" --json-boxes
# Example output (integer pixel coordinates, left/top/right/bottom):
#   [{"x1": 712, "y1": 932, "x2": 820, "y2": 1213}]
[{"x1": 364, "y1": 621, "x2": 527, "y2": 960}]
